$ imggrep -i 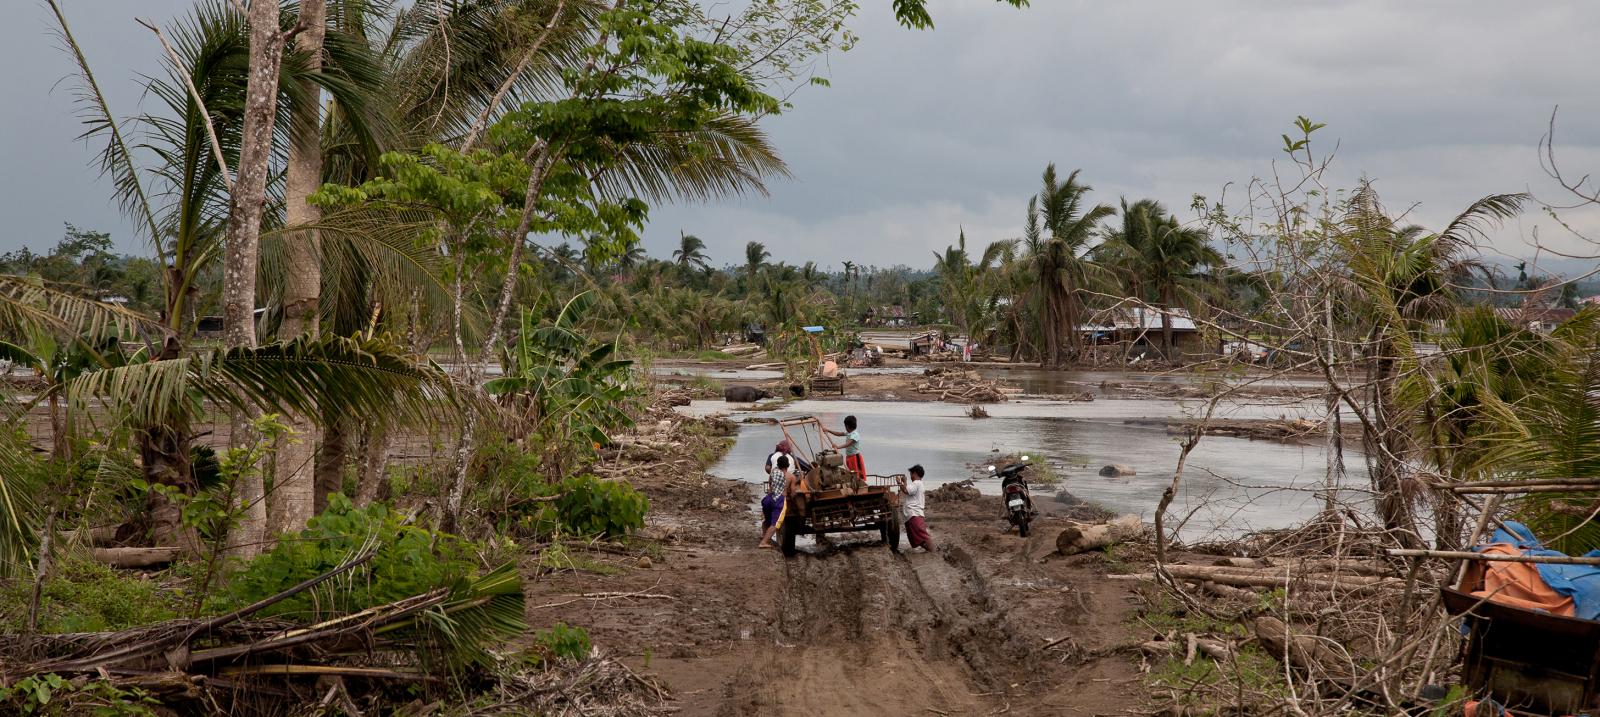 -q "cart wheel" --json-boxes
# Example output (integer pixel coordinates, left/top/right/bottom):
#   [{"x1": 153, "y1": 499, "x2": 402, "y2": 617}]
[
  {"x1": 780, "y1": 513, "x2": 802, "y2": 557},
  {"x1": 883, "y1": 515, "x2": 901, "y2": 553}
]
